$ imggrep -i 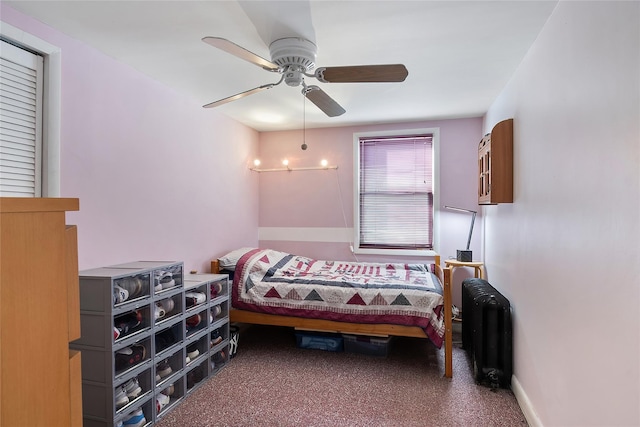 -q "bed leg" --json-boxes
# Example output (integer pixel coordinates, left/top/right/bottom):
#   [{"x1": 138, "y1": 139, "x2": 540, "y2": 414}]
[{"x1": 443, "y1": 266, "x2": 453, "y2": 378}]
